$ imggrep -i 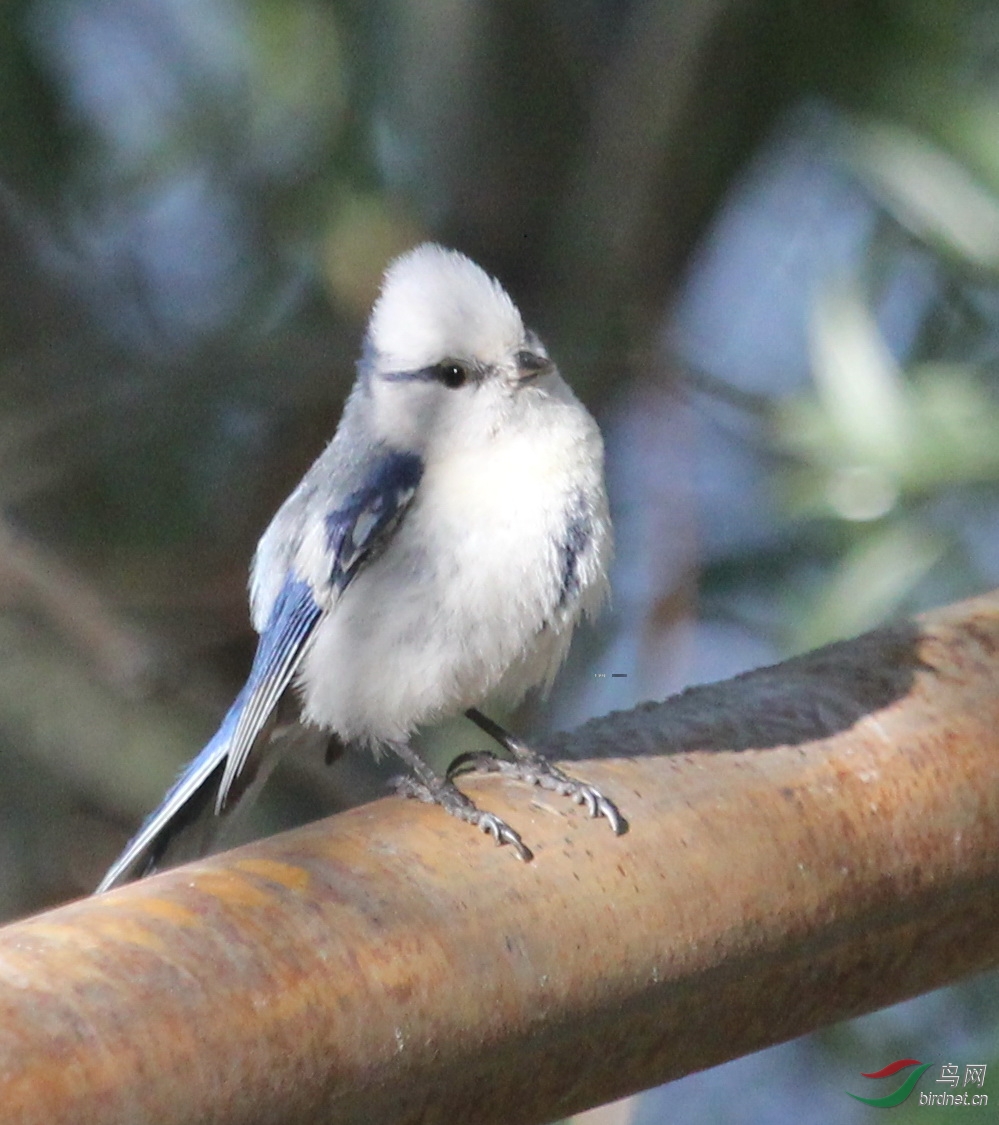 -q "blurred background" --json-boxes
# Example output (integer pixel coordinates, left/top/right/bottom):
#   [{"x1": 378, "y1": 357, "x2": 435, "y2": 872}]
[{"x1": 0, "y1": 0, "x2": 996, "y2": 1120}]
